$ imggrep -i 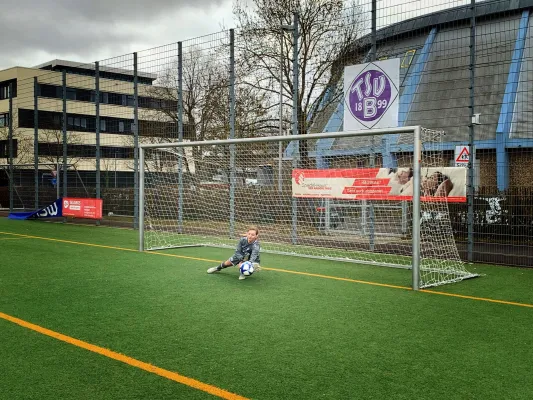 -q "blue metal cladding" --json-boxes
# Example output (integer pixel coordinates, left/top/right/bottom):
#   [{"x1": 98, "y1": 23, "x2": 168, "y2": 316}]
[
  {"x1": 398, "y1": 28, "x2": 438, "y2": 127},
  {"x1": 495, "y1": 10, "x2": 530, "y2": 190},
  {"x1": 290, "y1": 5, "x2": 532, "y2": 180},
  {"x1": 381, "y1": 27, "x2": 438, "y2": 168}
]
